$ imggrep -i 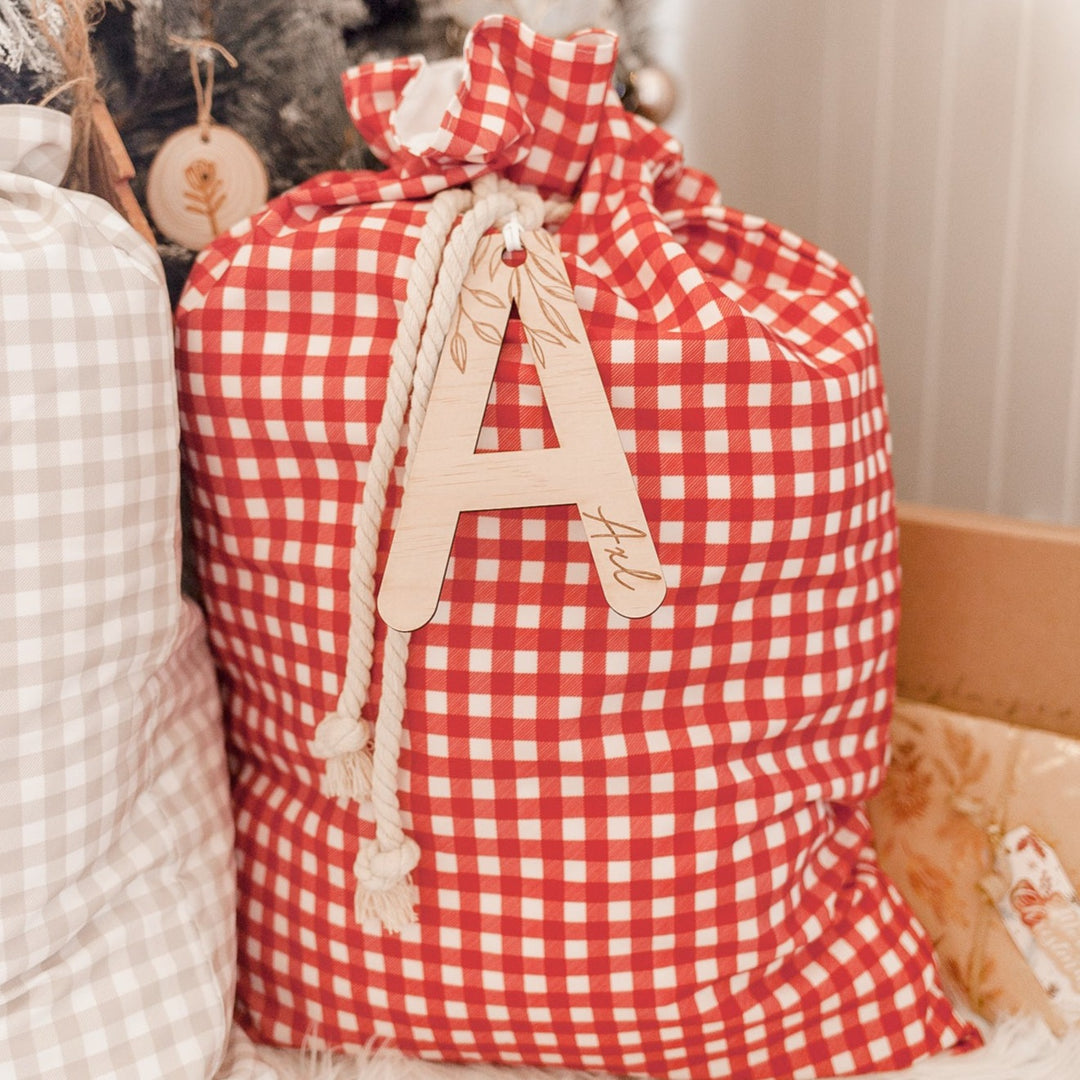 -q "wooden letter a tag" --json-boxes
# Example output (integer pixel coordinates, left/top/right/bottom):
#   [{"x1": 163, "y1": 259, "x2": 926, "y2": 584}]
[{"x1": 377, "y1": 228, "x2": 666, "y2": 632}]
